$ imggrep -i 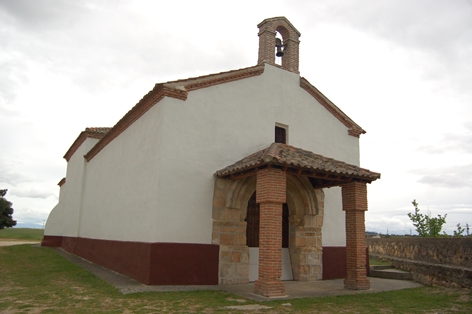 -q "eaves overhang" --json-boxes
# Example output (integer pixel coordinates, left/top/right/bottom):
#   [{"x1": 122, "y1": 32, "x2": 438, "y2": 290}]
[{"x1": 215, "y1": 143, "x2": 380, "y2": 188}]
